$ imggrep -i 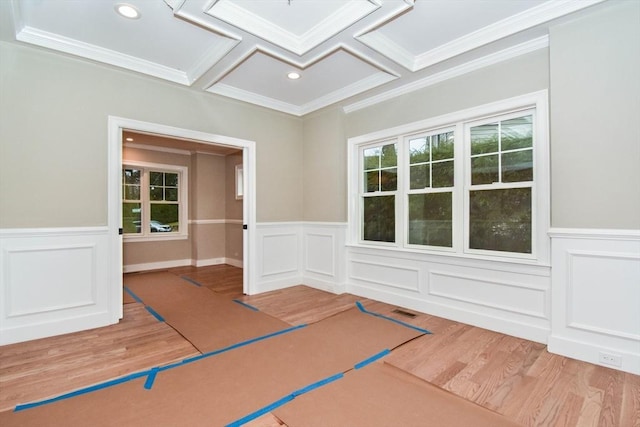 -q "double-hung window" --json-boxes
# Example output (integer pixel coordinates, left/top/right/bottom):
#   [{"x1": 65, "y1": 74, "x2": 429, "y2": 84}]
[
  {"x1": 362, "y1": 142, "x2": 398, "y2": 243},
  {"x1": 352, "y1": 92, "x2": 549, "y2": 263},
  {"x1": 467, "y1": 112, "x2": 534, "y2": 255},
  {"x1": 122, "y1": 161, "x2": 188, "y2": 241},
  {"x1": 406, "y1": 129, "x2": 455, "y2": 249}
]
